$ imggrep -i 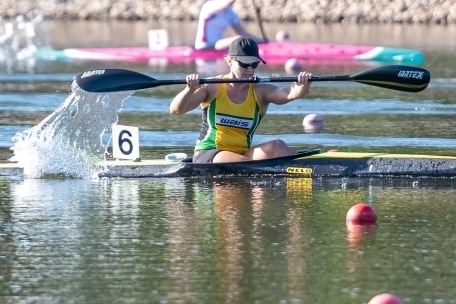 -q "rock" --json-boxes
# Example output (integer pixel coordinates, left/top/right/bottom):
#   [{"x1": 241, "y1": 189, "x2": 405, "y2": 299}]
[{"x1": 0, "y1": 0, "x2": 453, "y2": 24}]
